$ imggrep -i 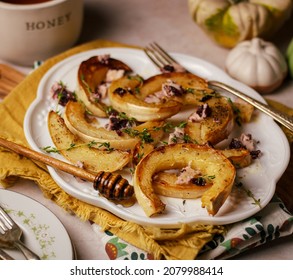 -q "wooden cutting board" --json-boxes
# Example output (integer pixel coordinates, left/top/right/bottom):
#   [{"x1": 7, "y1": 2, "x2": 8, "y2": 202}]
[{"x1": 0, "y1": 64, "x2": 25, "y2": 97}]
